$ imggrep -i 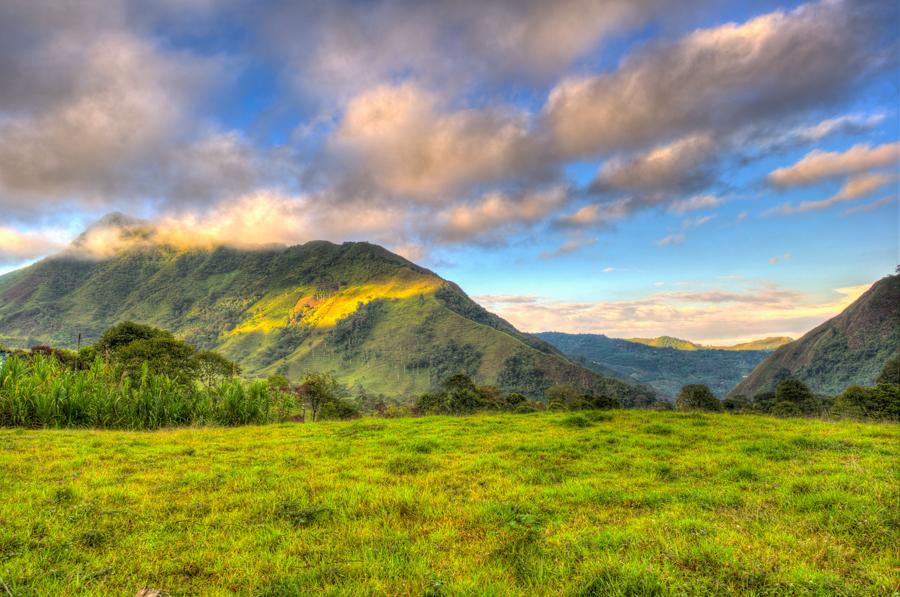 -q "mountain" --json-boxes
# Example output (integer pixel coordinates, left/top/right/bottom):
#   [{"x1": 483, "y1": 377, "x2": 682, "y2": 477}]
[
  {"x1": 627, "y1": 336, "x2": 704, "y2": 351},
  {"x1": 0, "y1": 237, "x2": 655, "y2": 404},
  {"x1": 627, "y1": 336, "x2": 793, "y2": 351},
  {"x1": 537, "y1": 332, "x2": 774, "y2": 399},
  {"x1": 718, "y1": 337, "x2": 794, "y2": 351},
  {"x1": 731, "y1": 274, "x2": 900, "y2": 397}
]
